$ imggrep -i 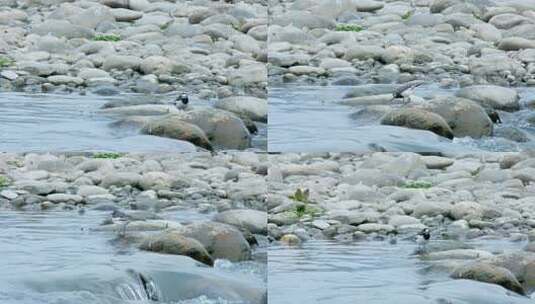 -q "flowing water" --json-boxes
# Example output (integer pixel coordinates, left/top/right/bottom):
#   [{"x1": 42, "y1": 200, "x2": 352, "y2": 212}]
[
  {"x1": 0, "y1": 93, "x2": 266, "y2": 152},
  {"x1": 269, "y1": 85, "x2": 535, "y2": 153},
  {"x1": 269, "y1": 239, "x2": 534, "y2": 304},
  {"x1": 0, "y1": 210, "x2": 266, "y2": 304}
]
